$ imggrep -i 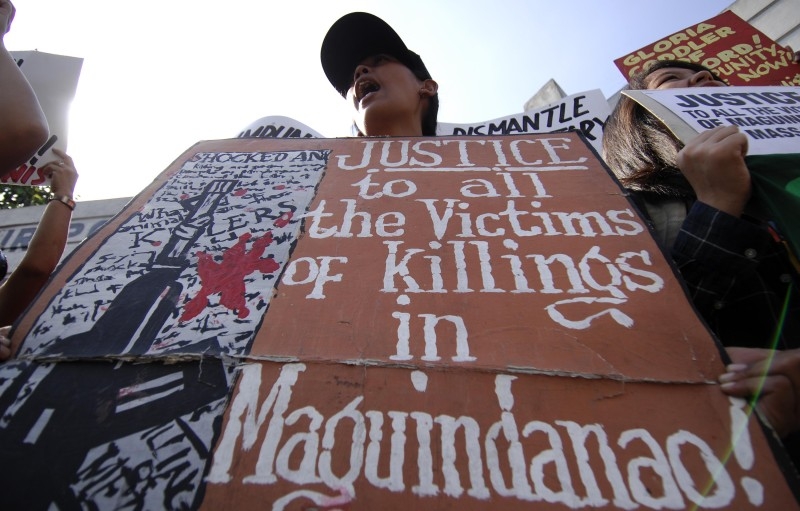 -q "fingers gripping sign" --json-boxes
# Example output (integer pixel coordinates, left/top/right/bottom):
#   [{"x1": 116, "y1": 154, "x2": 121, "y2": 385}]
[
  {"x1": 42, "y1": 148, "x2": 79, "y2": 199},
  {"x1": 720, "y1": 347, "x2": 800, "y2": 439},
  {"x1": 676, "y1": 125, "x2": 751, "y2": 218},
  {"x1": 0, "y1": 325, "x2": 11, "y2": 361}
]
